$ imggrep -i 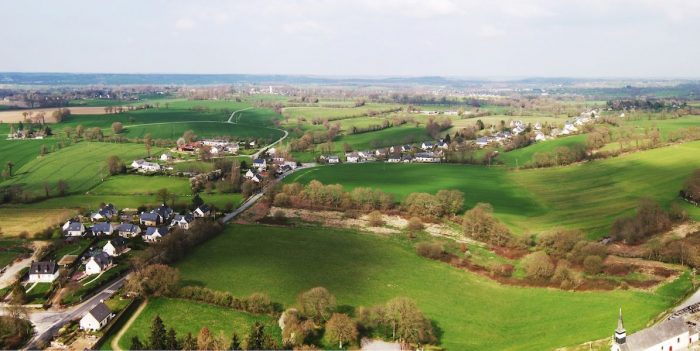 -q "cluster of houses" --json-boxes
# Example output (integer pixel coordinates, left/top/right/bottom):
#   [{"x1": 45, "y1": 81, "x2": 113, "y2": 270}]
[
  {"x1": 177, "y1": 139, "x2": 243, "y2": 155},
  {"x1": 322, "y1": 141, "x2": 448, "y2": 164},
  {"x1": 6, "y1": 128, "x2": 48, "y2": 140},
  {"x1": 244, "y1": 155, "x2": 298, "y2": 183}
]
